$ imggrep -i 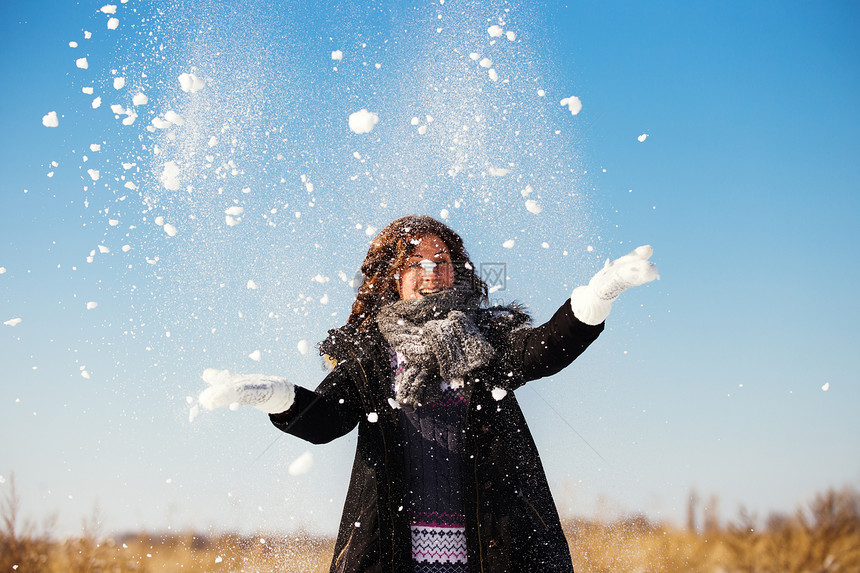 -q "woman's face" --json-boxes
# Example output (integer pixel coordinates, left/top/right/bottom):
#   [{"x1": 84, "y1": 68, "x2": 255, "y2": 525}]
[{"x1": 397, "y1": 234, "x2": 455, "y2": 300}]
